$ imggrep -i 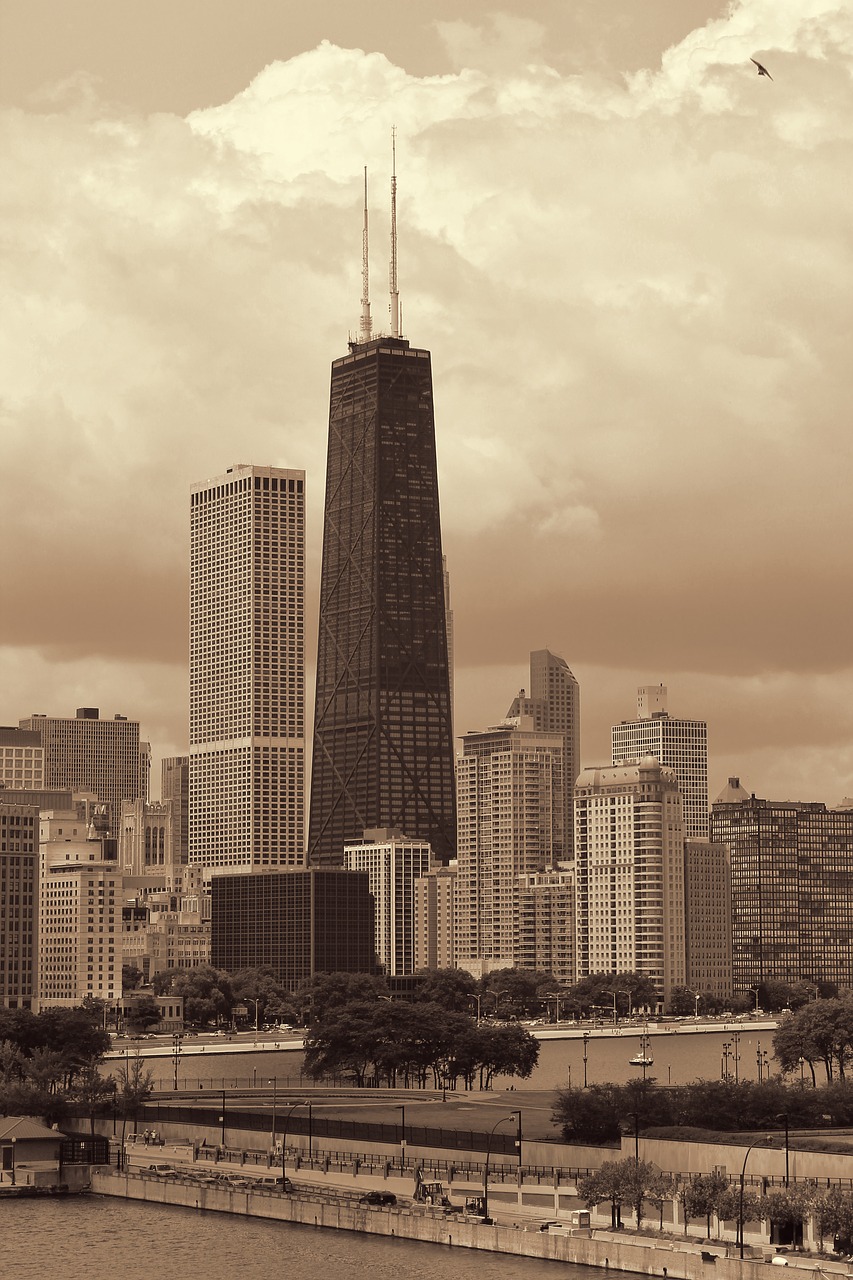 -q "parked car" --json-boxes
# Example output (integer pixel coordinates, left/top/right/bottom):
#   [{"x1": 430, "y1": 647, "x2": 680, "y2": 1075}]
[
  {"x1": 147, "y1": 1164, "x2": 175, "y2": 1175},
  {"x1": 359, "y1": 1191, "x2": 397, "y2": 1206}
]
